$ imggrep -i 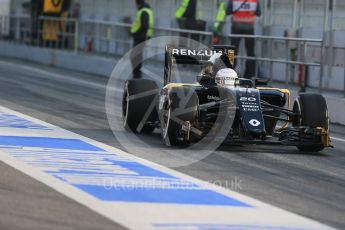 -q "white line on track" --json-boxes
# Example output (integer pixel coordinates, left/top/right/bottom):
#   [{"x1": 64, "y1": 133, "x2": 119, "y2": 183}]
[{"x1": 331, "y1": 136, "x2": 345, "y2": 143}]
